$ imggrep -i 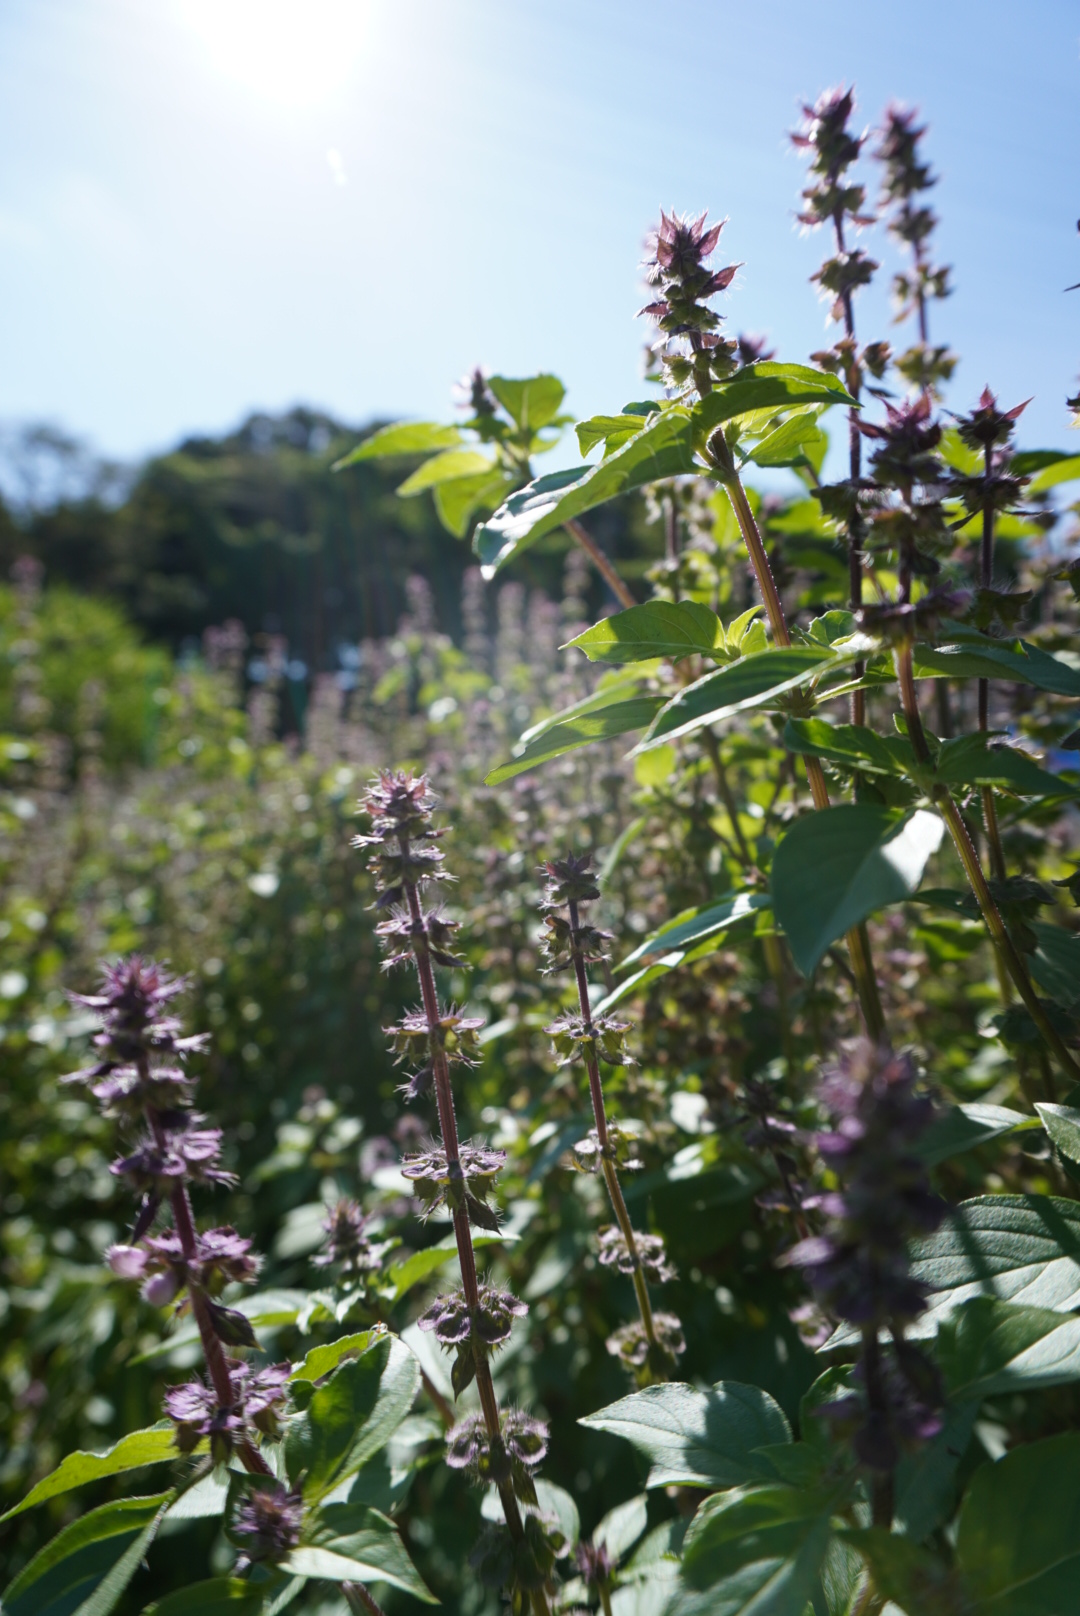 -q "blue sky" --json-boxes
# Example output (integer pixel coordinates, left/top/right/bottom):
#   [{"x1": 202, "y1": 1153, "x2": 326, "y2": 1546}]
[{"x1": 1, "y1": 0, "x2": 1078, "y2": 467}]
